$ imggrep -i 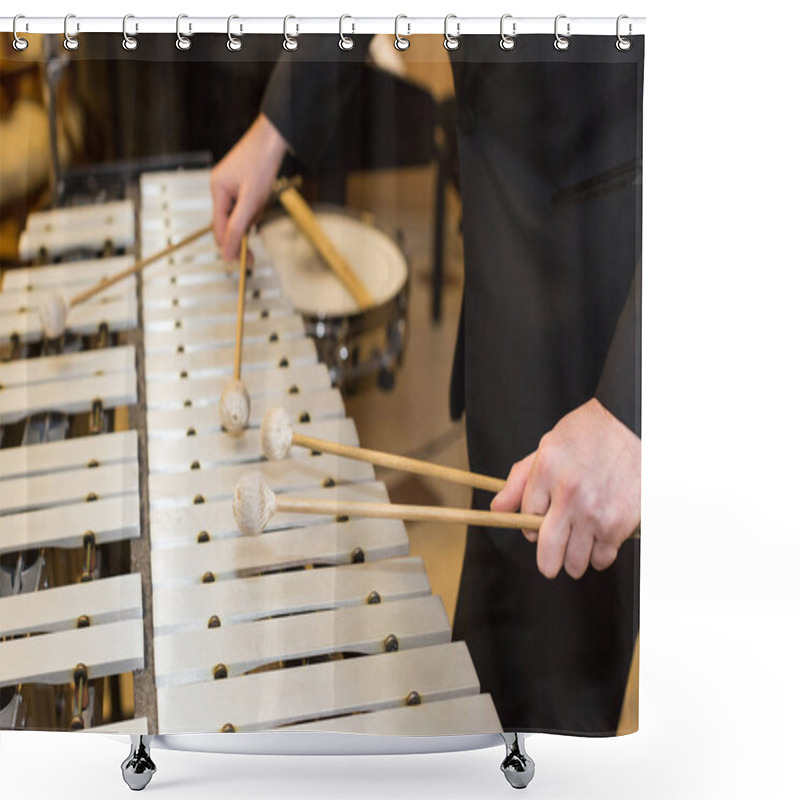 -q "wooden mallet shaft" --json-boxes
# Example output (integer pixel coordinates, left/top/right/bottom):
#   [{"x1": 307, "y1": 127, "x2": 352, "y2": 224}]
[
  {"x1": 276, "y1": 494, "x2": 640, "y2": 540},
  {"x1": 275, "y1": 496, "x2": 544, "y2": 532},
  {"x1": 276, "y1": 185, "x2": 374, "y2": 310},
  {"x1": 69, "y1": 223, "x2": 214, "y2": 307},
  {"x1": 290, "y1": 431, "x2": 506, "y2": 493},
  {"x1": 233, "y1": 234, "x2": 248, "y2": 381}
]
